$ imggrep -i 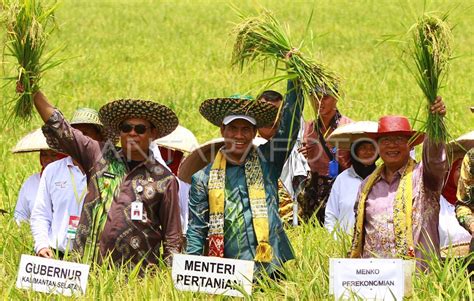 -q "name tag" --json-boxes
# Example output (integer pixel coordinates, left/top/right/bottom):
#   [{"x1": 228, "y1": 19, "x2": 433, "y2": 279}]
[
  {"x1": 131, "y1": 202, "x2": 143, "y2": 221},
  {"x1": 67, "y1": 216, "x2": 80, "y2": 239}
]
